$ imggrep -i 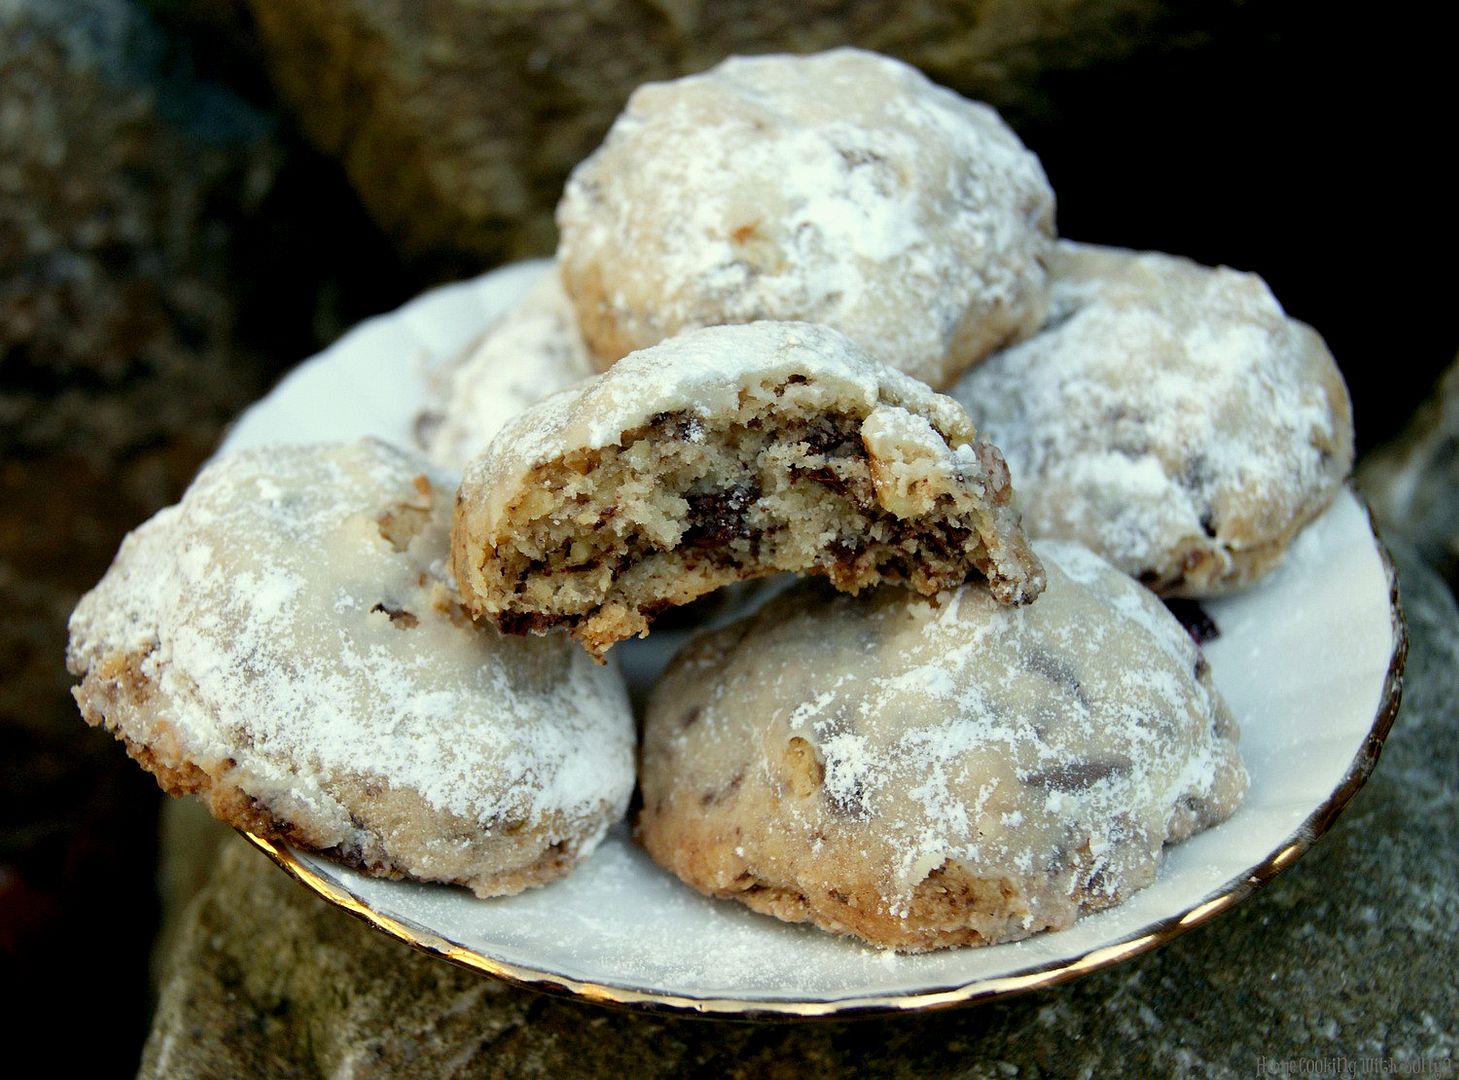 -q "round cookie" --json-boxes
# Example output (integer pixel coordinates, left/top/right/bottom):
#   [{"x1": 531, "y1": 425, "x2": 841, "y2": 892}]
[
  {"x1": 451, "y1": 321, "x2": 1045, "y2": 660},
  {"x1": 417, "y1": 266, "x2": 595, "y2": 470},
  {"x1": 67, "y1": 438, "x2": 635, "y2": 897},
  {"x1": 952, "y1": 240, "x2": 1354, "y2": 596},
  {"x1": 556, "y1": 47, "x2": 1054, "y2": 389},
  {"x1": 639, "y1": 540, "x2": 1247, "y2": 952}
]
